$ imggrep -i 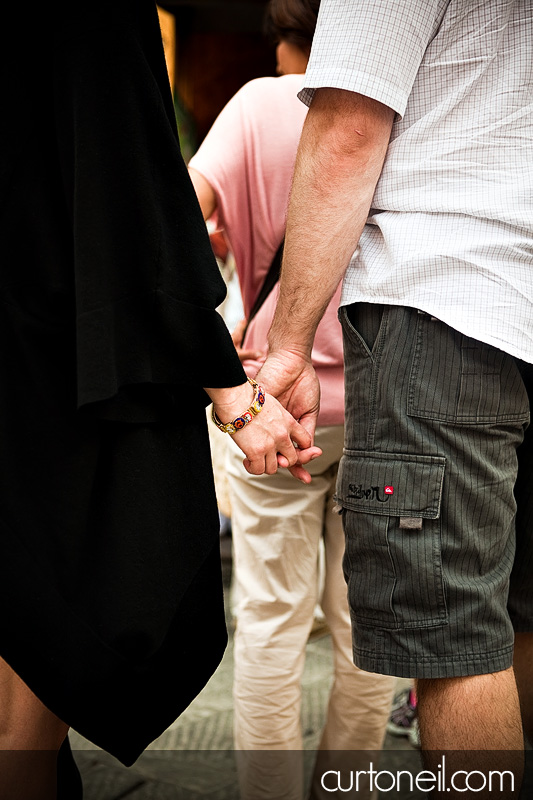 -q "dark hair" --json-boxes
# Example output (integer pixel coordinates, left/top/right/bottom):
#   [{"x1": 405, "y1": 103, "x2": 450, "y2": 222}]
[{"x1": 264, "y1": 0, "x2": 320, "y2": 57}]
